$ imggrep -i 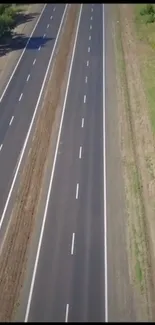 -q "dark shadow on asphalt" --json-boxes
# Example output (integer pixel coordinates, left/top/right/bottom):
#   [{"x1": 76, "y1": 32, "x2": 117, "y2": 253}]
[
  {"x1": 0, "y1": 34, "x2": 55, "y2": 56},
  {"x1": 0, "y1": 9, "x2": 55, "y2": 57}
]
